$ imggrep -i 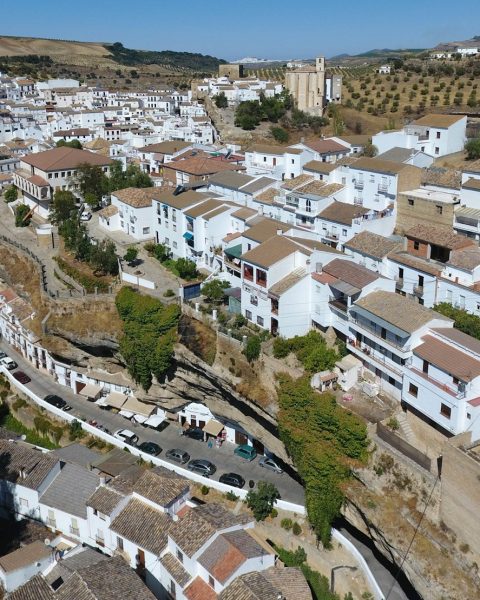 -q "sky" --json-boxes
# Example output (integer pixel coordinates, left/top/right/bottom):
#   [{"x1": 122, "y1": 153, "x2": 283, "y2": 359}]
[{"x1": 2, "y1": 0, "x2": 480, "y2": 61}]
